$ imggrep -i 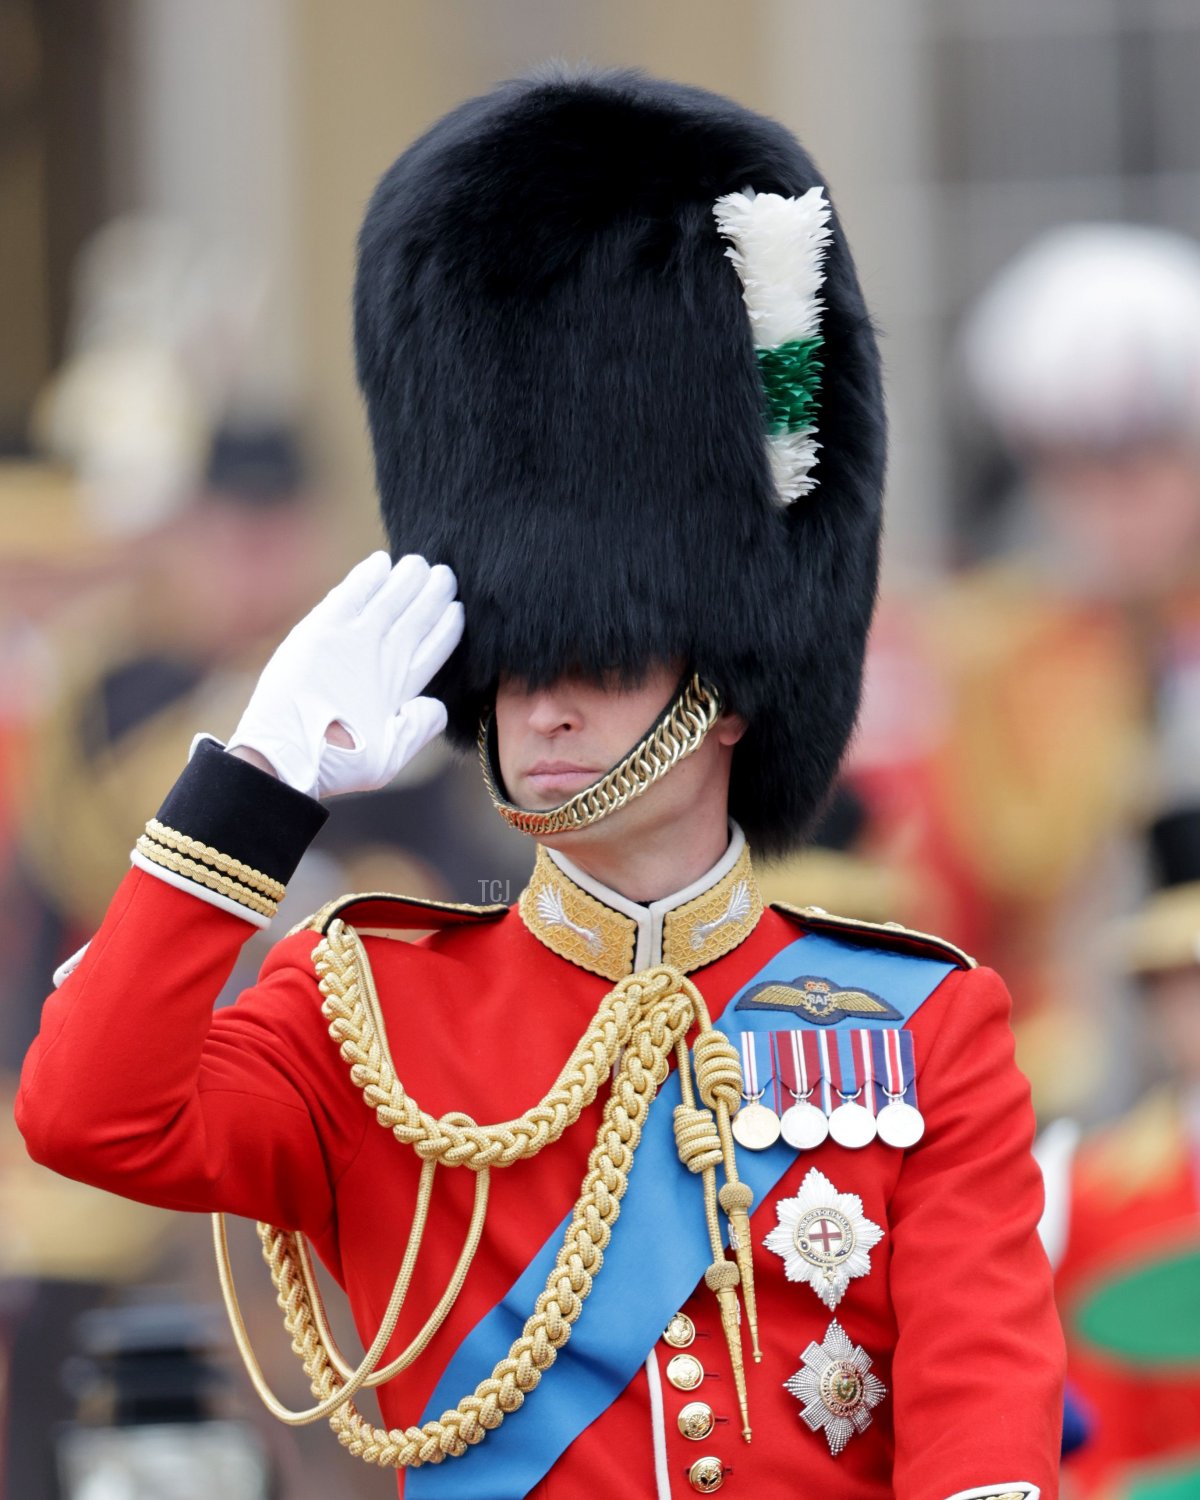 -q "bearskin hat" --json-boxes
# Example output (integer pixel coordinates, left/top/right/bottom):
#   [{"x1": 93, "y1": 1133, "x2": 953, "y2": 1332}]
[{"x1": 353, "y1": 67, "x2": 884, "y2": 856}]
